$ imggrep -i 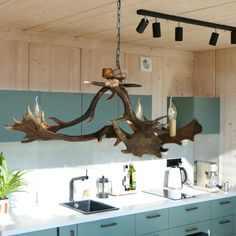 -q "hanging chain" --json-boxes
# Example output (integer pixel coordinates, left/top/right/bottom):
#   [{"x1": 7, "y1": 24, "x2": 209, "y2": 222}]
[{"x1": 116, "y1": 0, "x2": 121, "y2": 72}]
